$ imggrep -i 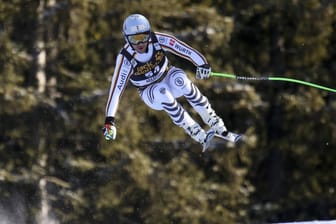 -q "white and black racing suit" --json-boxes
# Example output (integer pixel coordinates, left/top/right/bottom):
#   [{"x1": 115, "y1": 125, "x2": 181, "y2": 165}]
[{"x1": 105, "y1": 31, "x2": 216, "y2": 133}]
